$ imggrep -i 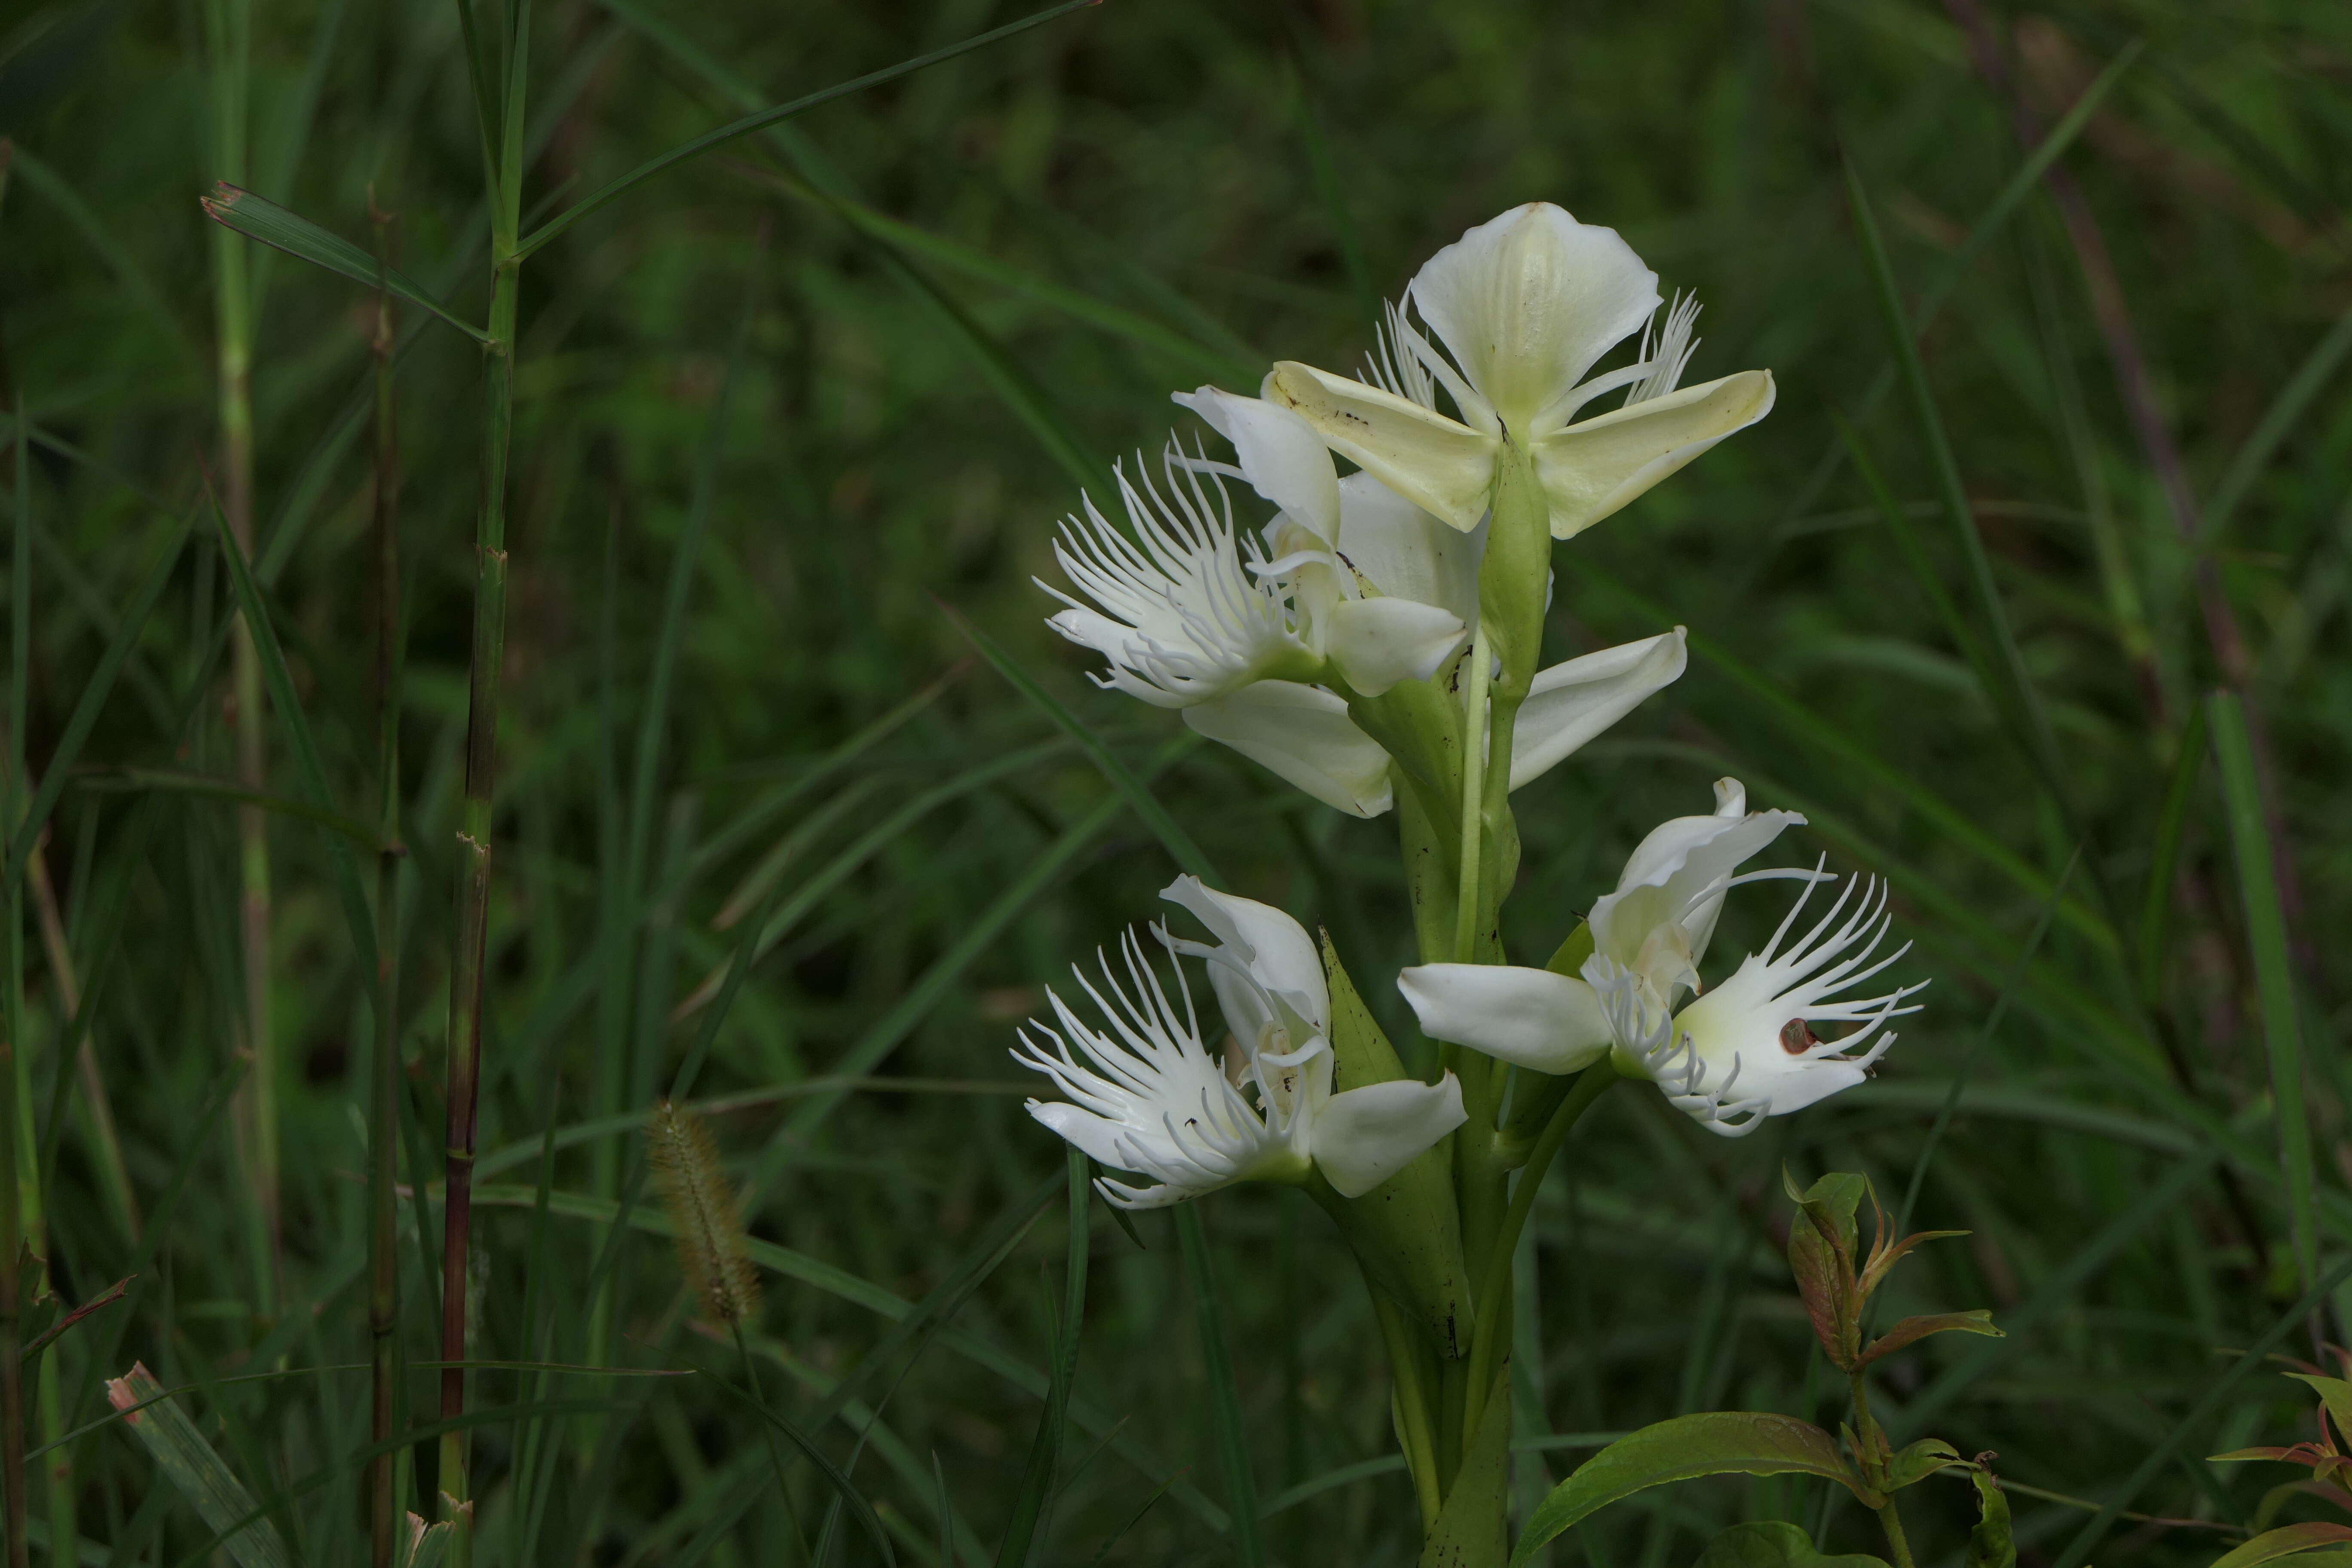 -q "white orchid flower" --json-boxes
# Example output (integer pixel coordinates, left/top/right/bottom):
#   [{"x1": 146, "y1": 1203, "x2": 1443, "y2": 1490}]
[
  {"x1": 1264, "y1": 203, "x2": 1775, "y2": 539},
  {"x1": 1173, "y1": 385, "x2": 1472, "y2": 697},
  {"x1": 1182, "y1": 628, "x2": 1688, "y2": 818},
  {"x1": 1399, "y1": 779, "x2": 1924, "y2": 1133},
  {"x1": 1040, "y1": 443, "x2": 1319, "y2": 708},
  {"x1": 1016, "y1": 878, "x2": 1466, "y2": 1208}
]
